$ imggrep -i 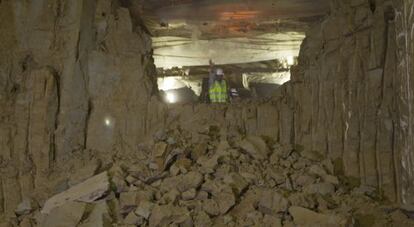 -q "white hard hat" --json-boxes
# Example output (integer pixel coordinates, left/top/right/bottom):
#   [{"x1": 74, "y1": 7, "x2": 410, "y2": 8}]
[{"x1": 216, "y1": 68, "x2": 224, "y2": 75}]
